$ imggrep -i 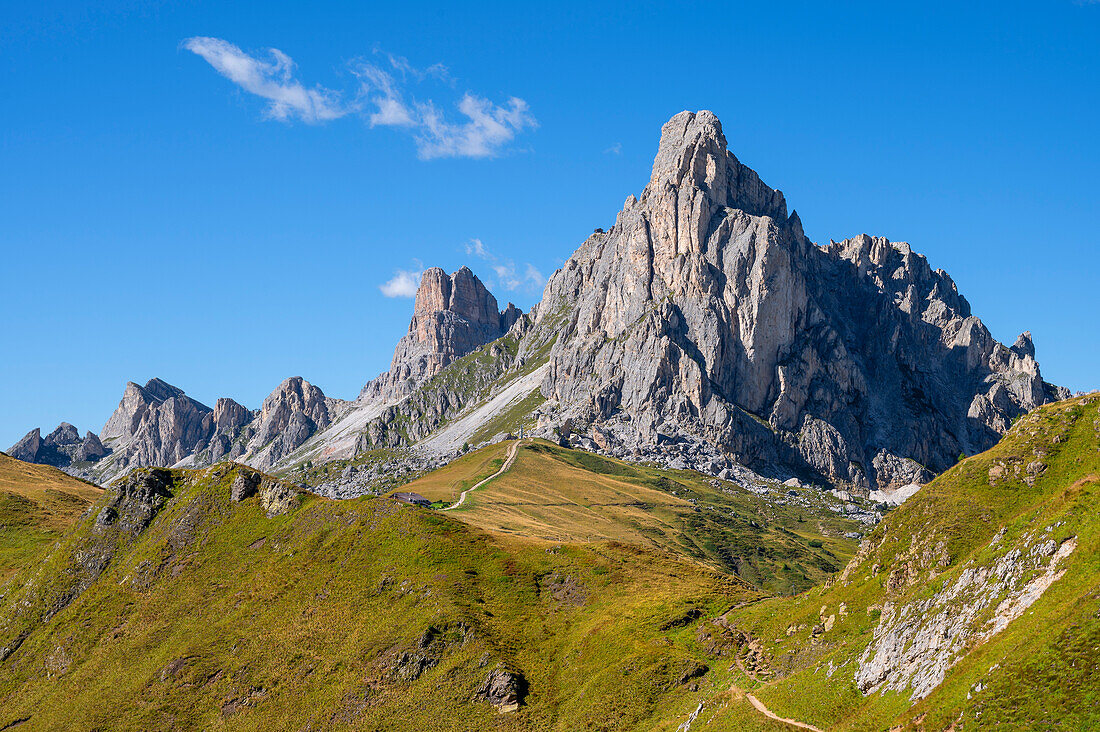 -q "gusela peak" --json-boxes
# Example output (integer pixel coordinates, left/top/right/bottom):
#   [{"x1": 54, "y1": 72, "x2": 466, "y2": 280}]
[{"x1": 646, "y1": 110, "x2": 788, "y2": 228}]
